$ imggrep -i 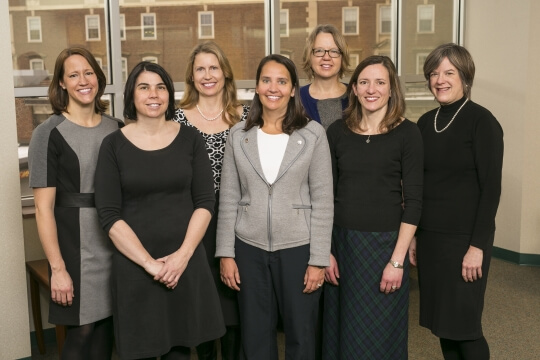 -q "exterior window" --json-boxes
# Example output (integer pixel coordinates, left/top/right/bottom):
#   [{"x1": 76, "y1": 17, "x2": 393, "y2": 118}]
[
  {"x1": 85, "y1": 15, "x2": 101, "y2": 41},
  {"x1": 141, "y1": 13, "x2": 156, "y2": 40},
  {"x1": 418, "y1": 5, "x2": 435, "y2": 33},
  {"x1": 142, "y1": 56, "x2": 158, "y2": 64},
  {"x1": 198, "y1": 11, "x2": 214, "y2": 39},
  {"x1": 29, "y1": 59, "x2": 44, "y2": 71},
  {"x1": 120, "y1": 14, "x2": 126, "y2": 40},
  {"x1": 349, "y1": 54, "x2": 360, "y2": 69},
  {"x1": 280, "y1": 9, "x2": 289, "y2": 37},
  {"x1": 121, "y1": 57, "x2": 128, "y2": 83},
  {"x1": 379, "y1": 6, "x2": 391, "y2": 34},
  {"x1": 27, "y1": 17, "x2": 42, "y2": 43},
  {"x1": 342, "y1": 7, "x2": 359, "y2": 35},
  {"x1": 416, "y1": 53, "x2": 429, "y2": 75}
]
